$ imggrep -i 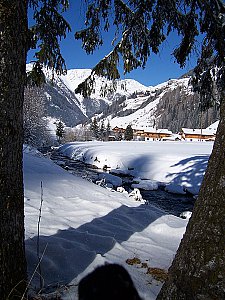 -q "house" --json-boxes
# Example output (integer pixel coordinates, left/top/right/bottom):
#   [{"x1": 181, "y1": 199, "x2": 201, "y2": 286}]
[
  {"x1": 144, "y1": 128, "x2": 173, "y2": 141},
  {"x1": 156, "y1": 129, "x2": 173, "y2": 140},
  {"x1": 181, "y1": 128, "x2": 216, "y2": 141}
]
